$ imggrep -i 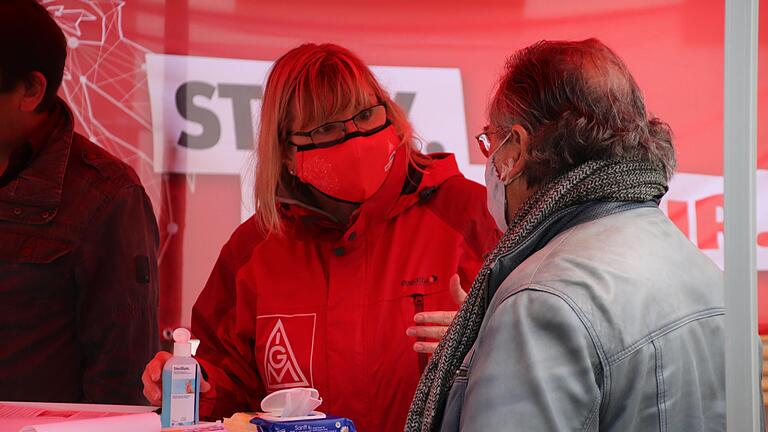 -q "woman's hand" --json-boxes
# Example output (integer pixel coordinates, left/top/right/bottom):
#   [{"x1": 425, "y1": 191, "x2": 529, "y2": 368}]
[
  {"x1": 407, "y1": 274, "x2": 467, "y2": 354},
  {"x1": 141, "y1": 351, "x2": 212, "y2": 406}
]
